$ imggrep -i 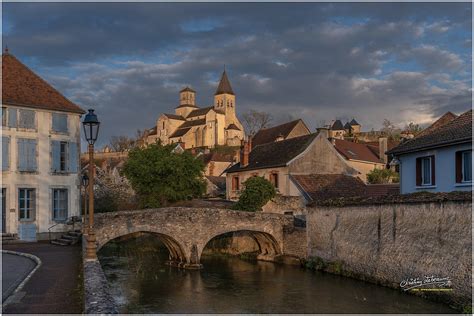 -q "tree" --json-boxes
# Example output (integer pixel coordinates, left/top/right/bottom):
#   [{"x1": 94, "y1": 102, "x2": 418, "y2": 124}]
[
  {"x1": 109, "y1": 135, "x2": 136, "y2": 152},
  {"x1": 367, "y1": 168, "x2": 399, "y2": 184},
  {"x1": 381, "y1": 119, "x2": 401, "y2": 140},
  {"x1": 241, "y1": 109, "x2": 273, "y2": 135},
  {"x1": 122, "y1": 142, "x2": 206, "y2": 208},
  {"x1": 404, "y1": 122, "x2": 423, "y2": 135},
  {"x1": 233, "y1": 176, "x2": 276, "y2": 212}
]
